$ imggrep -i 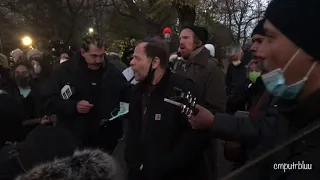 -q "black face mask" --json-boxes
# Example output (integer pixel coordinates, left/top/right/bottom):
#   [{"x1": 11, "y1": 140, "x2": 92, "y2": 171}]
[
  {"x1": 142, "y1": 59, "x2": 155, "y2": 86},
  {"x1": 15, "y1": 75, "x2": 30, "y2": 88}
]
